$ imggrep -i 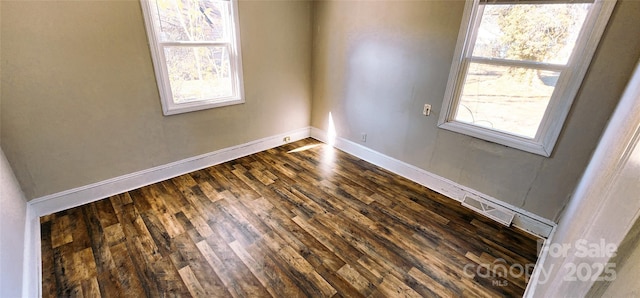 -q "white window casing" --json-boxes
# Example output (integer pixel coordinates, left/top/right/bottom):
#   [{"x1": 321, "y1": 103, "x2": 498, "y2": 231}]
[
  {"x1": 140, "y1": 0, "x2": 245, "y2": 115},
  {"x1": 438, "y1": 0, "x2": 616, "y2": 156}
]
